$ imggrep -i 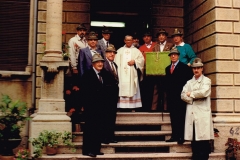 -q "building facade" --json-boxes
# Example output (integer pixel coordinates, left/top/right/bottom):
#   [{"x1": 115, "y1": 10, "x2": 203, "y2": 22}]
[{"x1": 0, "y1": 0, "x2": 240, "y2": 154}]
